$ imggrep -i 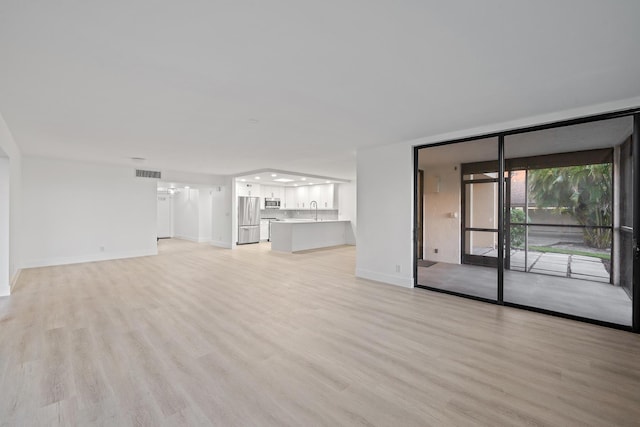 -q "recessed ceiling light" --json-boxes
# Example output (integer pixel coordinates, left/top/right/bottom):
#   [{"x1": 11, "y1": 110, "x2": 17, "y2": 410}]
[
  {"x1": 326, "y1": 180, "x2": 331, "y2": 183},
  {"x1": 271, "y1": 173, "x2": 277, "y2": 177},
  {"x1": 184, "y1": 186, "x2": 190, "y2": 189},
  {"x1": 301, "y1": 177, "x2": 306, "y2": 181},
  {"x1": 274, "y1": 178, "x2": 294, "y2": 182},
  {"x1": 309, "y1": 183, "x2": 313, "y2": 185},
  {"x1": 255, "y1": 176, "x2": 261, "y2": 180},
  {"x1": 240, "y1": 179, "x2": 246, "y2": 182},
  {"x1": 294, "y1": 184, "x2": 298, "y2": 187}
]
